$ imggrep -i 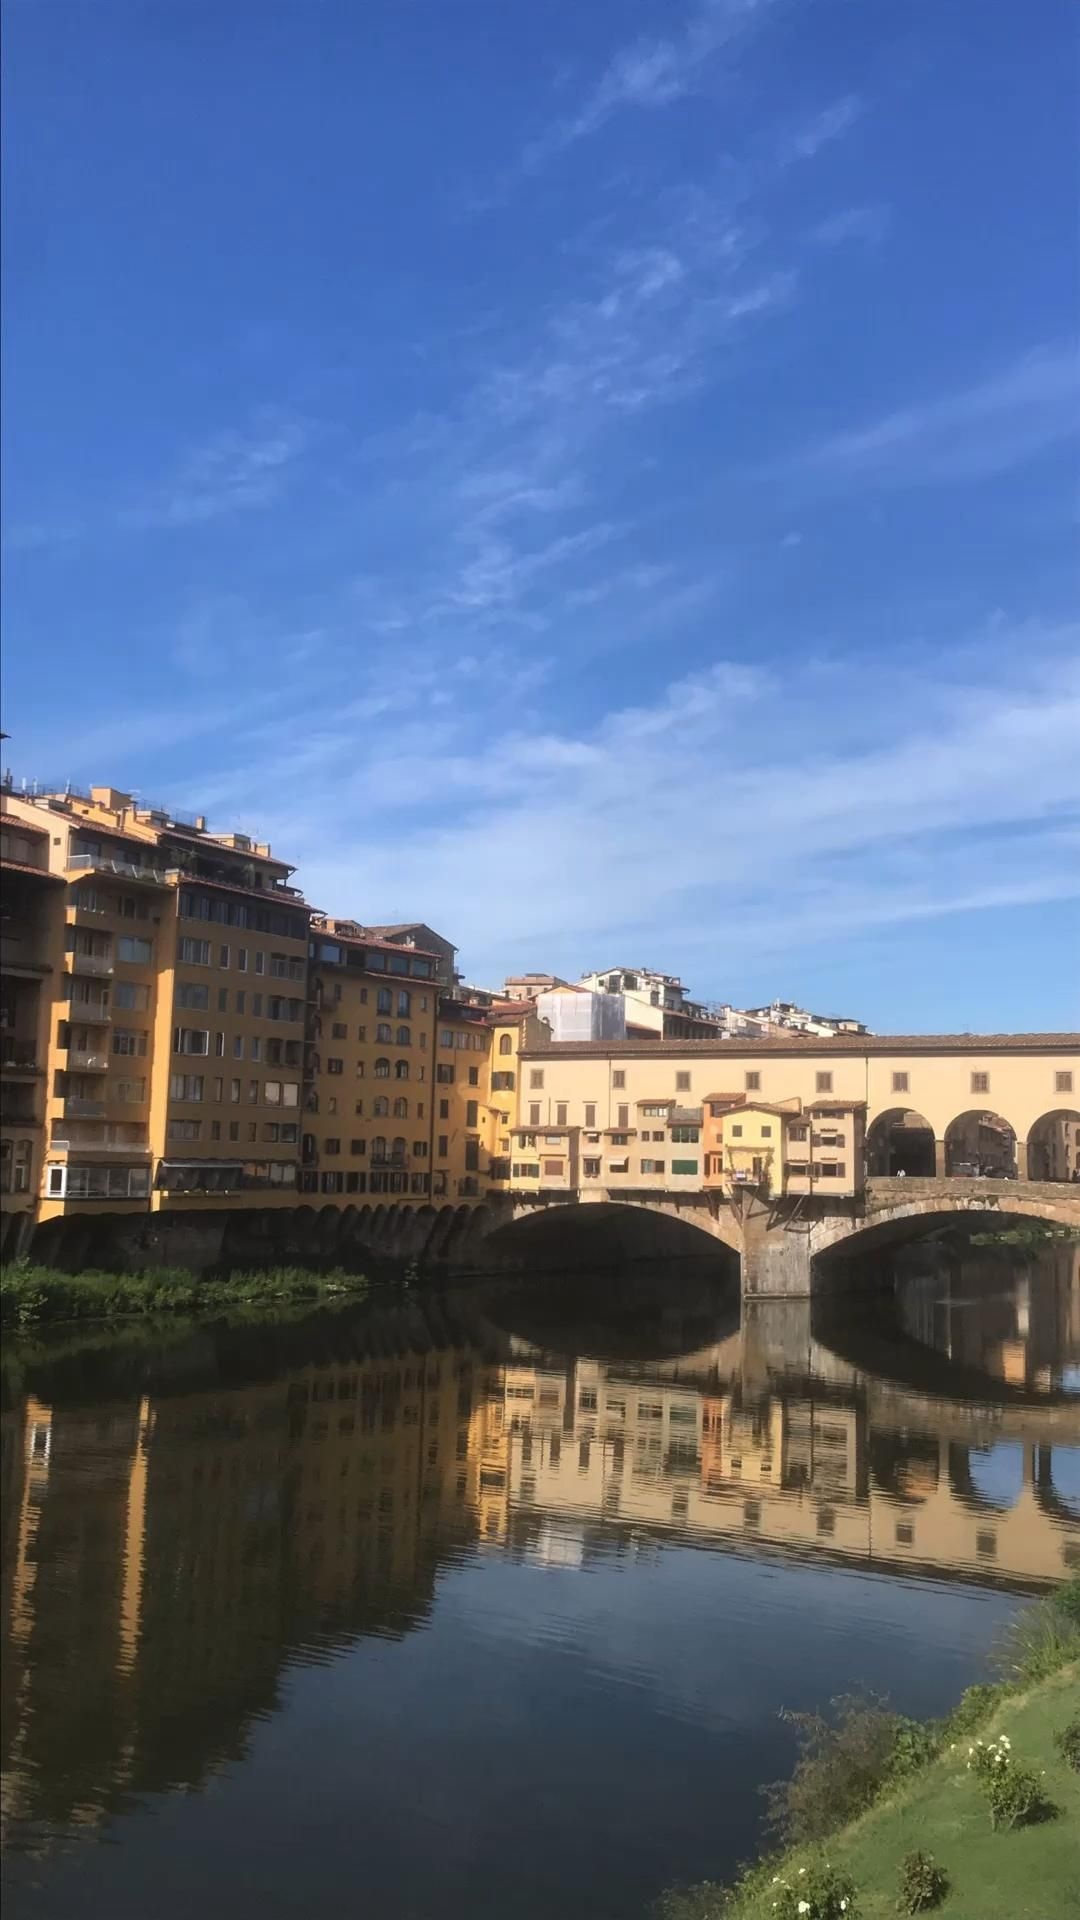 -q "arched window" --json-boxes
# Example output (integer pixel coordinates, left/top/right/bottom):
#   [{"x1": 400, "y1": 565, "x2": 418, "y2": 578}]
[
  {"x1": 372, "y1": 1135, "x2": 387, "y2": 1161},
  {"x1": 376, "y1": 1022, "x2": 392, "y2": 1043},
  {"x1": 374, "y1": 1057, "x2": 390, "y2": 1078},
  {"x1": 376, "y1": 988, "x2": 392, "y2": 1014},
  {"x1": 395, "y1": 1059, "x2": 409, "y2": 1080},
  {"x1": 397, "y1": 990, "x2": 411, "y2": 1017},
  {"x1": 499, "y1": 1033, "x2": 513, "y2": 1055},
  {"x1": 393, "y1": 1096, "x2": 408, "y2": 1118},
  {"x1": 374, "y1": 1095, "x2": 389, "y2": 1116},
  {"x1": 392, "y1": 1136, "x2": 407, "y2": 1159},
  {"x1": 396, "y1": 1025, "x2": 411, "y2": 1046}
]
